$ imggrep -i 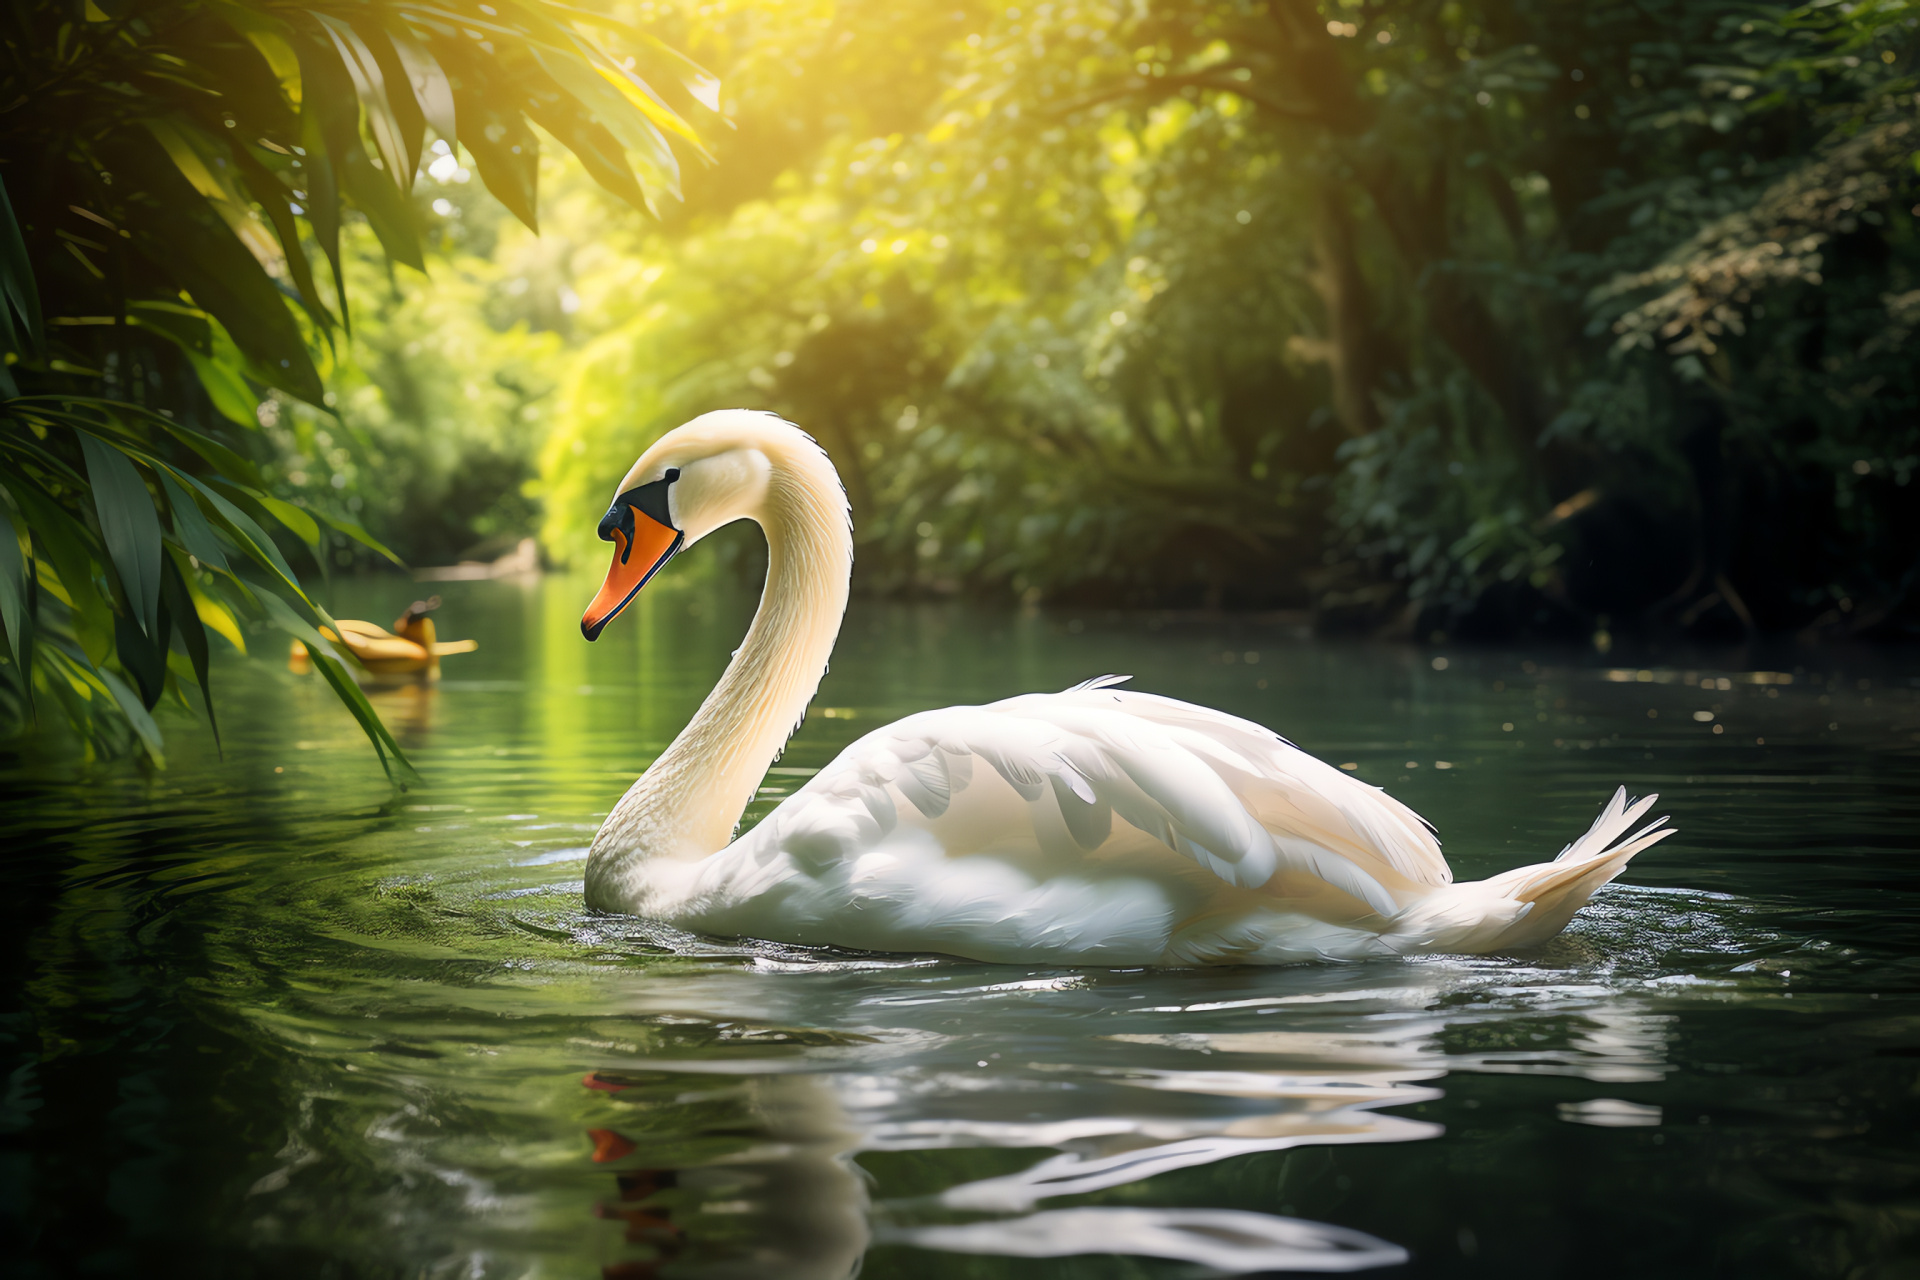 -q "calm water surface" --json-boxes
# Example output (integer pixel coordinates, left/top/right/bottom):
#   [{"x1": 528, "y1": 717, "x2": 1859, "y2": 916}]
[{"x1": 4, "y1": 570, "x2": 1918, "y2": 1279}]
